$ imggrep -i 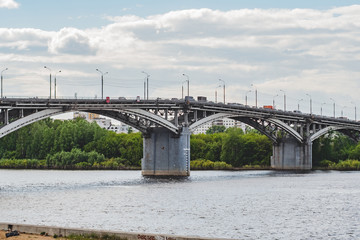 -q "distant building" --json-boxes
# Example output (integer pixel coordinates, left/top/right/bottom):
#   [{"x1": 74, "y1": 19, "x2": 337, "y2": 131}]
[
  {"x1": 192, "y1": 117, "x2": 246, "y2": 134},
  {"x1": 73, "y1": 111, "x2": 137, "y2": 134}
]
